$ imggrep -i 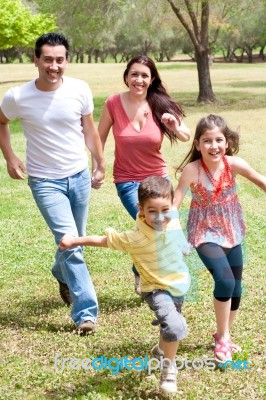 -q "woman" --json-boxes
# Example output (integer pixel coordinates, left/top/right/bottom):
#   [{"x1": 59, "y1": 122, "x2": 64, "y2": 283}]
[{"x1": 97, "y1": 55, "x2": 190, "y2": 294}]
